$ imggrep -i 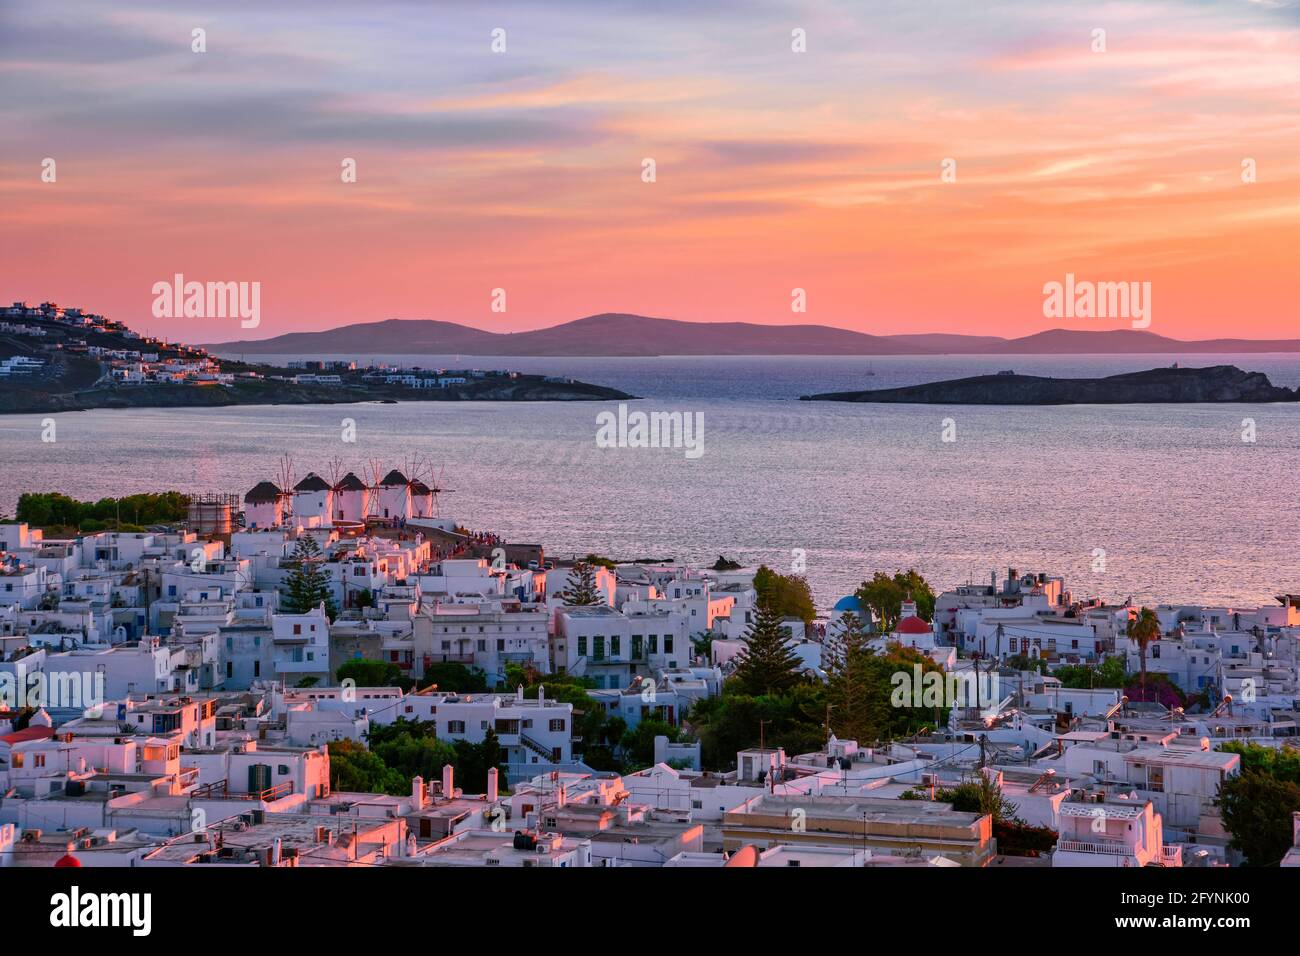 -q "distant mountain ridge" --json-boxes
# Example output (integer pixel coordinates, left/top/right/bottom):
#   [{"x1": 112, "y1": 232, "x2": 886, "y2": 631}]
[{"x1": 201, "y1": 313, "x2": 1300, "y2": 358}]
